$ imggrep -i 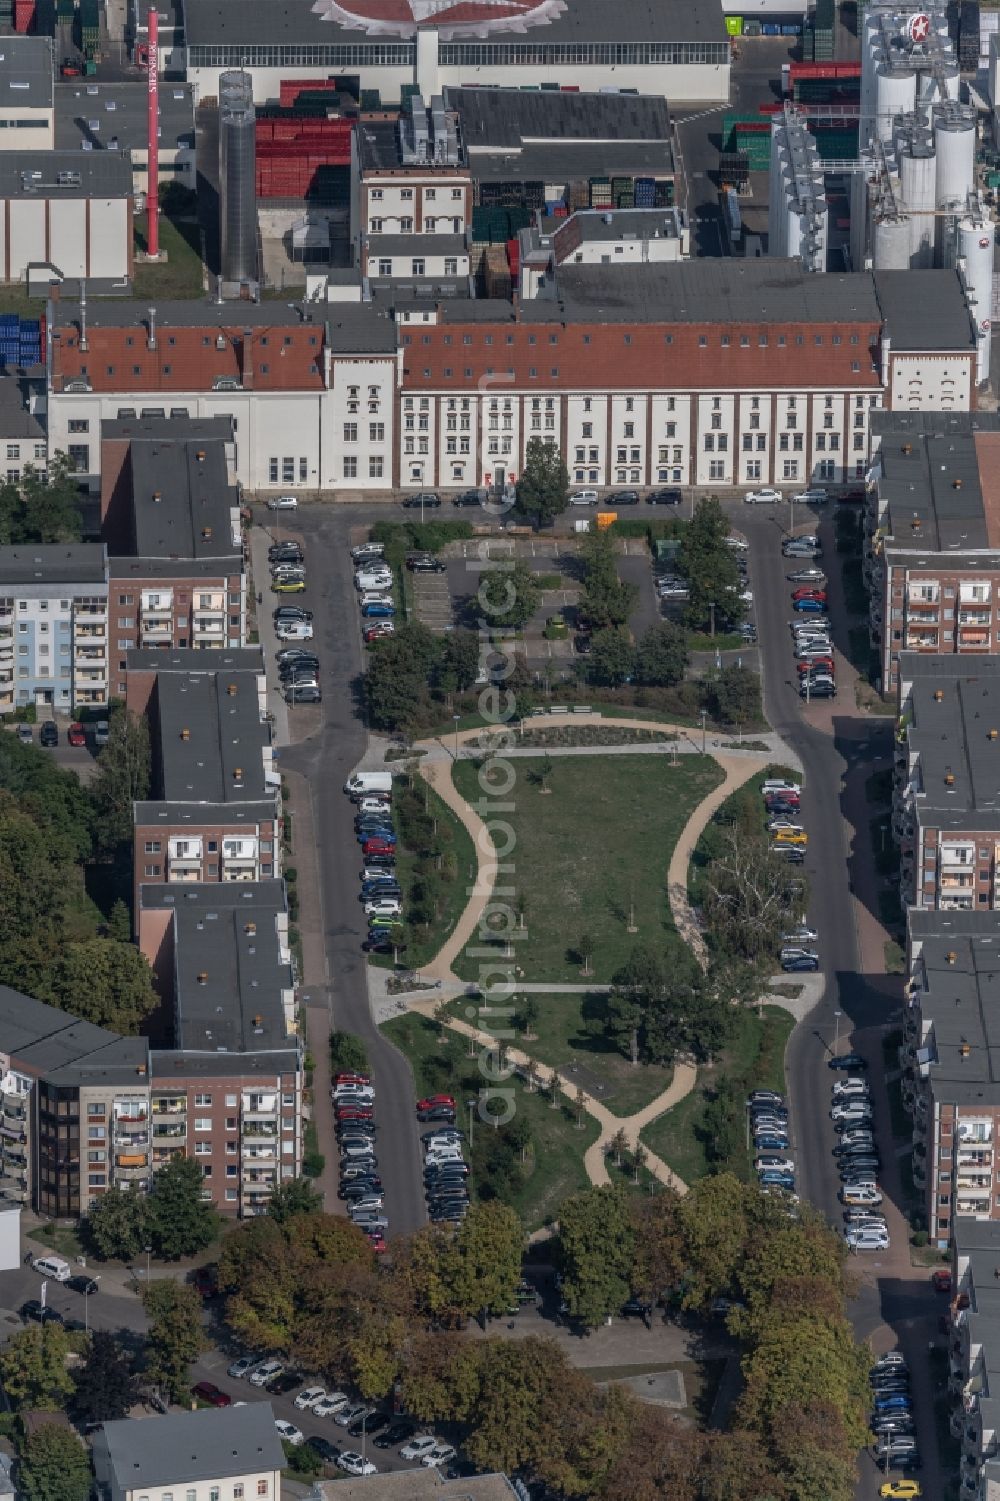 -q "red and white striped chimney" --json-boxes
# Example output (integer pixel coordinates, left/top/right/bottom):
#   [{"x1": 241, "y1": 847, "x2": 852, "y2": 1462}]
[{"x1": 147, "y1": 5, "x2": 159, "y2": 258}]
